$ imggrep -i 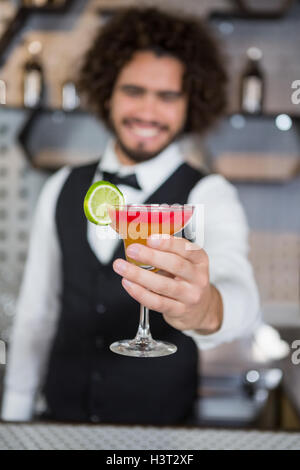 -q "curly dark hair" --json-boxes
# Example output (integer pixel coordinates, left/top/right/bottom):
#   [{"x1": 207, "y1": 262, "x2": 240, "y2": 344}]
[{"x1": 78, "y1": 7, "x2": 228, "y2": 135}]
